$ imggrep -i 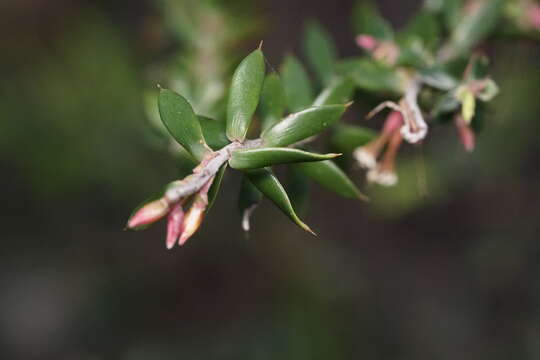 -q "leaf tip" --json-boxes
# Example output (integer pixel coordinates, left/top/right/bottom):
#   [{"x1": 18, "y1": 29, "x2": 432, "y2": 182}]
[{"x1": 258, "y1": 40, "x2": 264, "y2": 50}]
